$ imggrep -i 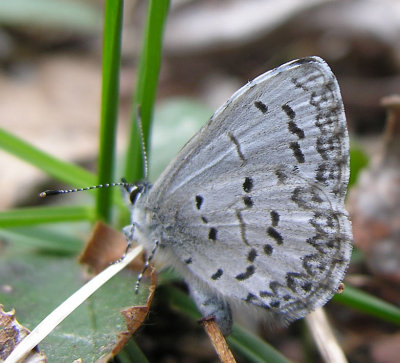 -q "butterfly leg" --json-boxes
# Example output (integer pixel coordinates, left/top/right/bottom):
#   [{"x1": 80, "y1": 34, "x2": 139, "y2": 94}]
[
  {"x1": 134, "y1": 239, "x2": 159, "y2": 294},
  {"x1": 109, "y1": 223, "x2": 137, "y2": 265},
  {"x1": 188, "y1": 277, "x2": 233, "y2": 336}
]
